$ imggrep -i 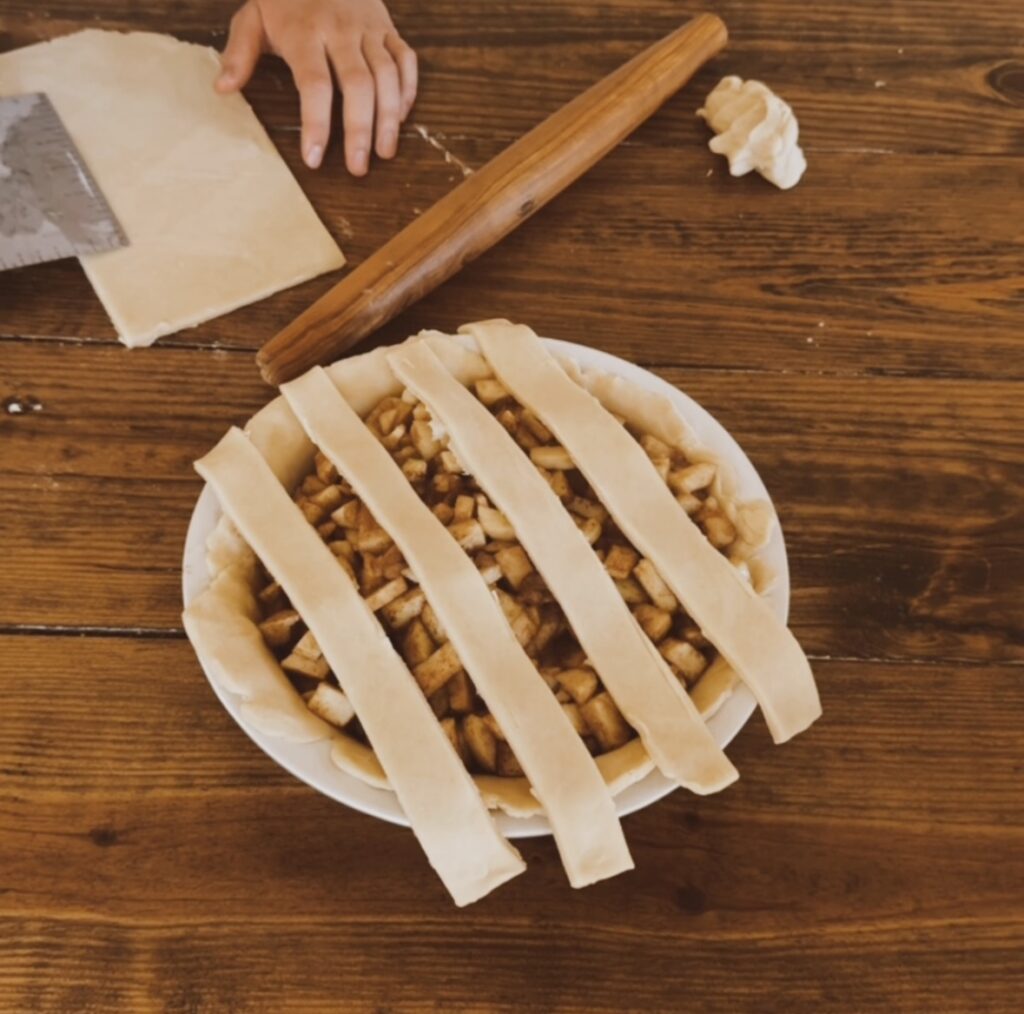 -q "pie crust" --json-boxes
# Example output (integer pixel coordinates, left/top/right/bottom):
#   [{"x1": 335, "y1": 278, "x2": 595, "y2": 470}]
[
  {"x1": 183, "y1": 322, "x2": 819, "y2": 902},
  {"x1": 389, "y1": 339, "x2": 738, "y2": 794}
]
